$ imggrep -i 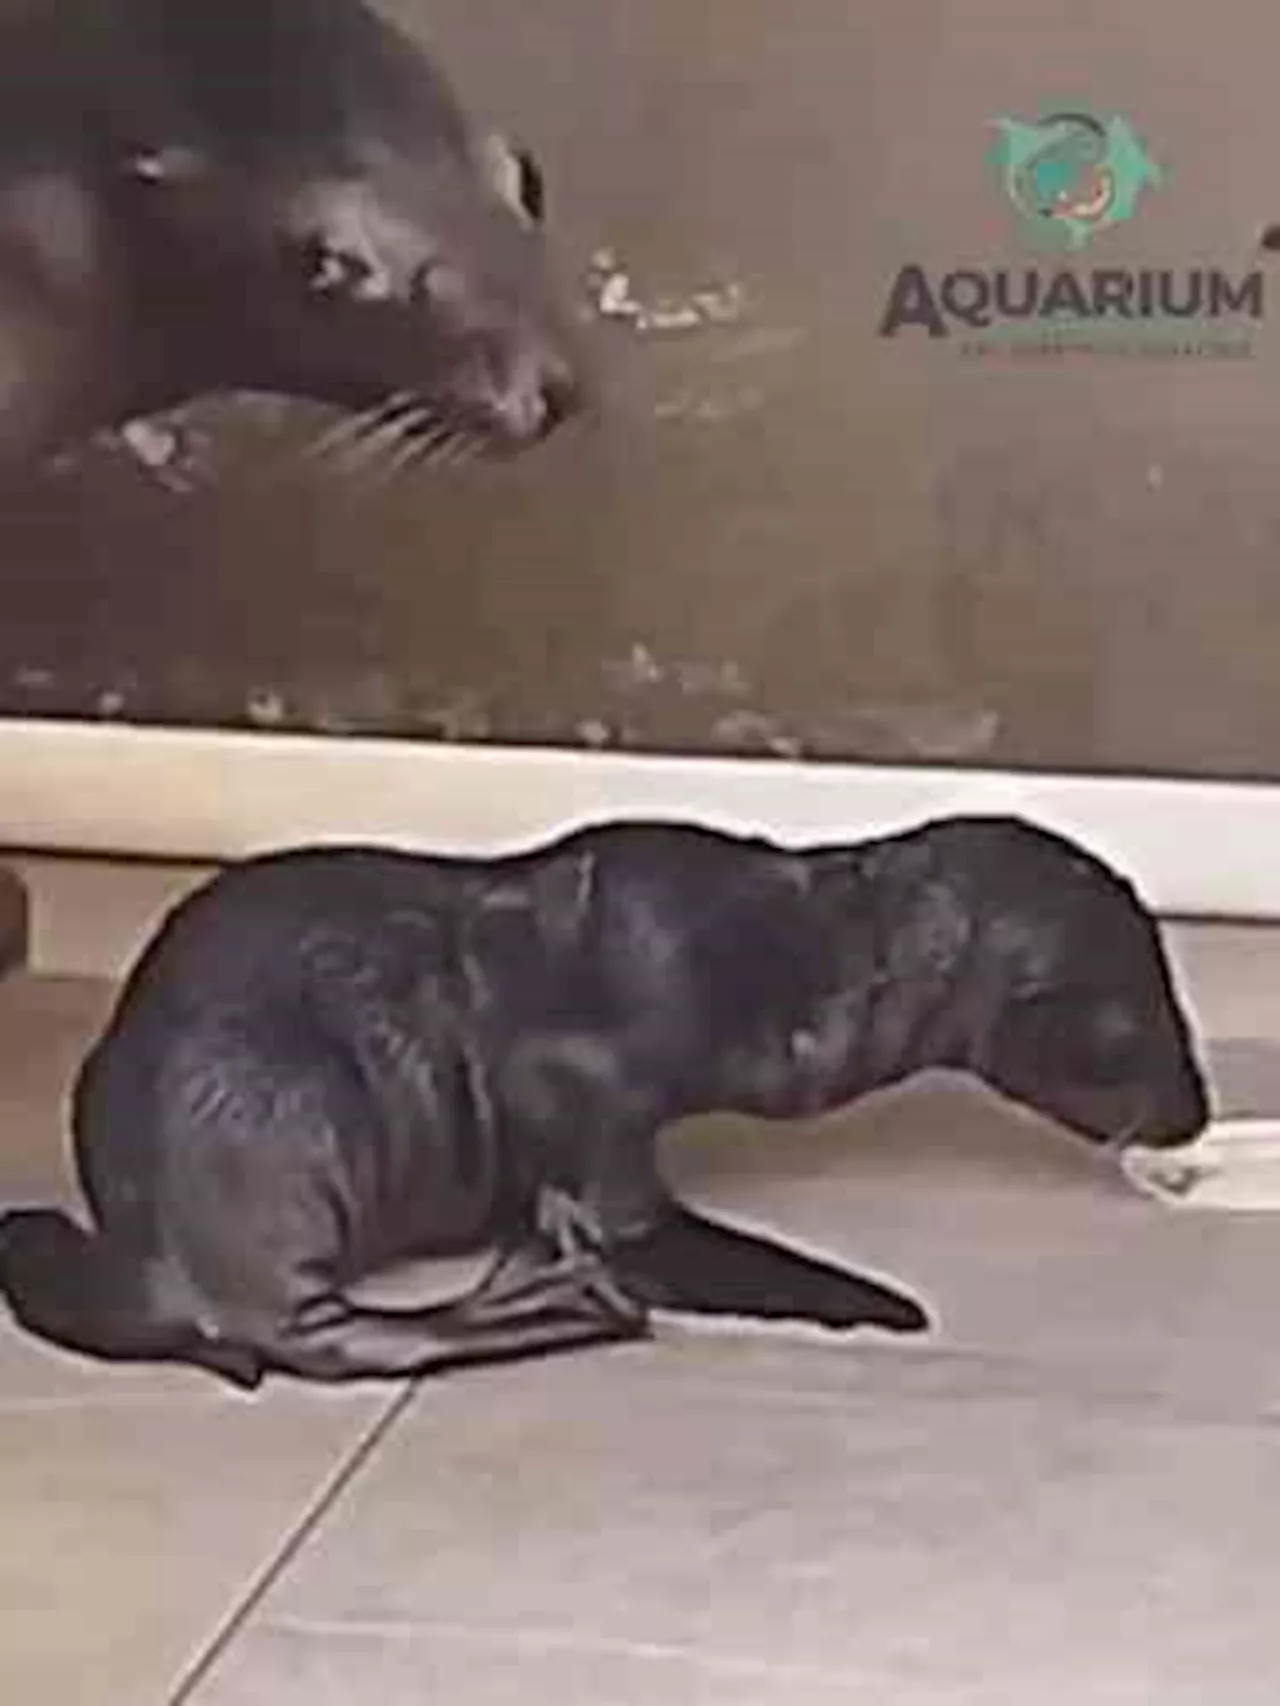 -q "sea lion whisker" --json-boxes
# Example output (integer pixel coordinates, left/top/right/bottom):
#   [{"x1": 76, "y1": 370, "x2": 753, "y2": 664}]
[
  {"x1": 335, "y1": 400, "x2": 441, "y2": 476},
  {"x1": 439, "y1": 432, "x2": 486, "y2": 468},
  {"x1": 395, "y1": 420, "x2": 457, "y2": 468},
  {"x1": 391, "y1": 422, "x2": 475, "y2": 478},
  {"x1": 306, "y1": 392, "x2": 415, "y2": 461},
  {"x1": 346, "y1": 409, "x2": 470, "y2": 491},
  {"x1": 361, "y1": 419, "x2": 467, "y2": 487},
  {"x1": 358, "y1": 422, "x2": 452, "y2": 489},
  {"x1": 450, "y1": 429, "x2": 491, "y2": 466}
]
